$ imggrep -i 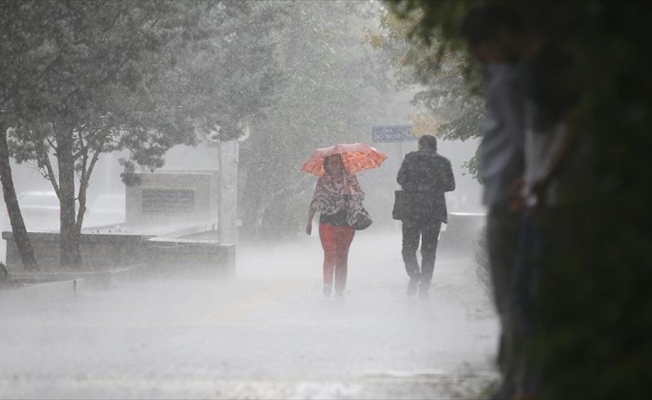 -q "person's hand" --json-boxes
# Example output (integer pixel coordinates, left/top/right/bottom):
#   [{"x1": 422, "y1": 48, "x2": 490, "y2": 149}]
[
  {"x1": 306, "y1": 222, "x2": 312, "y2": 235},
  {"x1": 508, "y1": 177, "x2": 525, "y2": 213},
  {"x1": 508, "y1": 177, "x2": 523, "y2": 198},
  {"x1": 531, "y1": 178, "x2": 548, "y2": 210},
  {"x1": 510, "y1": 193, "x2": 526, "y2": 214}
]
